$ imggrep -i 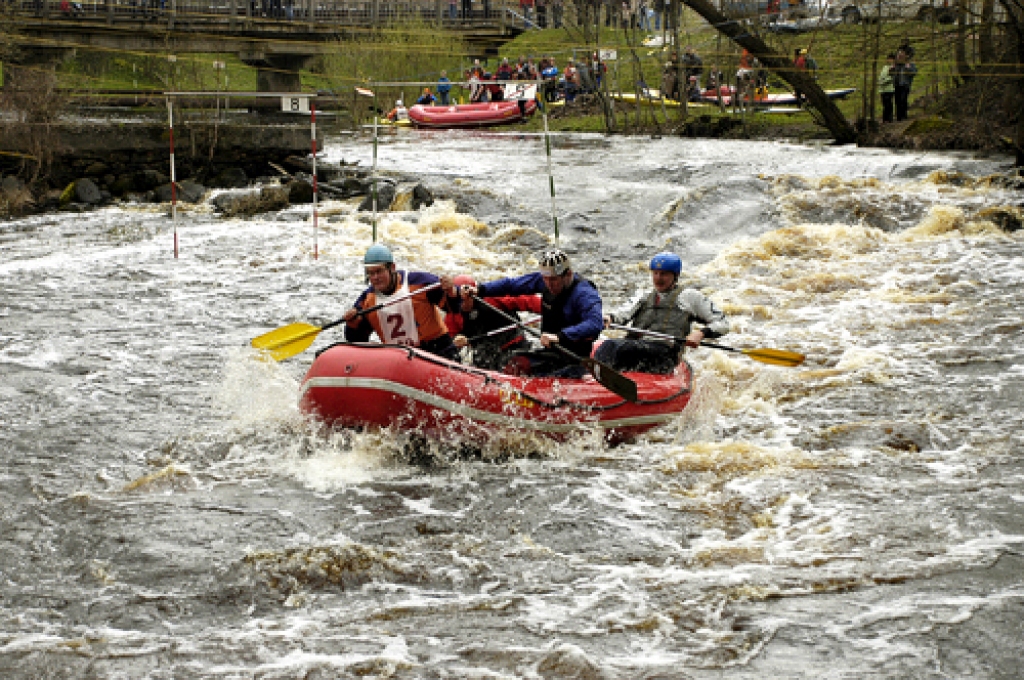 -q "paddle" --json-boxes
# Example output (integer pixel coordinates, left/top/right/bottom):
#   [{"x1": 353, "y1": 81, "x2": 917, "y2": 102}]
[
  {"x1": 463, "y1": 315, "x2": 542, "y2": 344},
  {"x1": 472, "y1": 296, "x2": 638, "y2": 402},
  {"x1": 607, "y1": 323, "x2": 805, "y2": 368},
  {"x1": 251, "y1": 282, "x2": 441, "y2": 362}
]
